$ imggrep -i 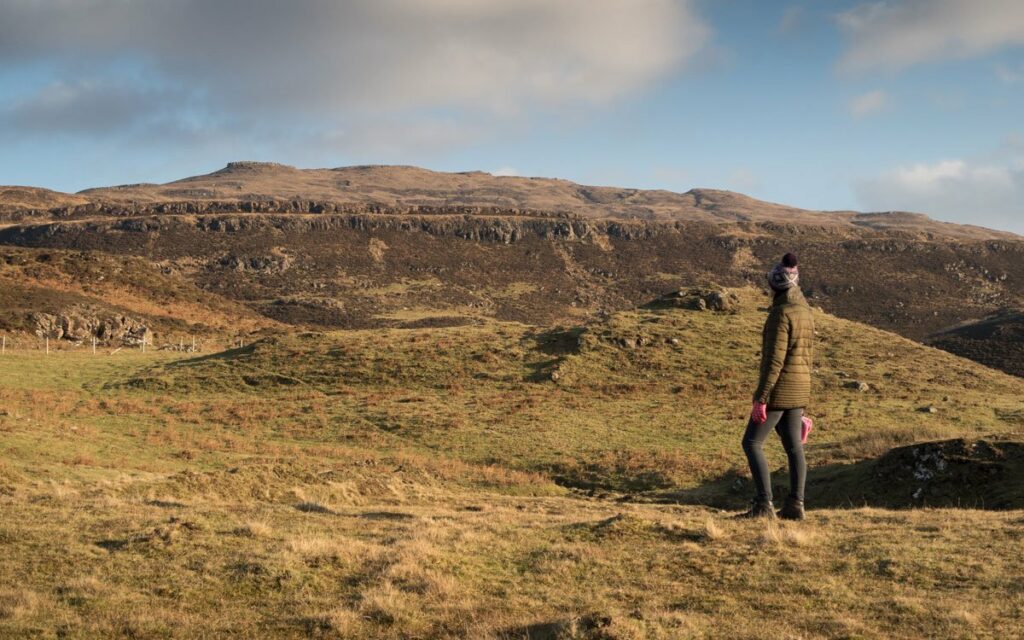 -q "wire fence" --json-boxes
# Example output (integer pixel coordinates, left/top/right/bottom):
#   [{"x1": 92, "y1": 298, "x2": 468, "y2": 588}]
[{"x1": 0, "y1": 334, "x2": 249, "y2": 355}]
